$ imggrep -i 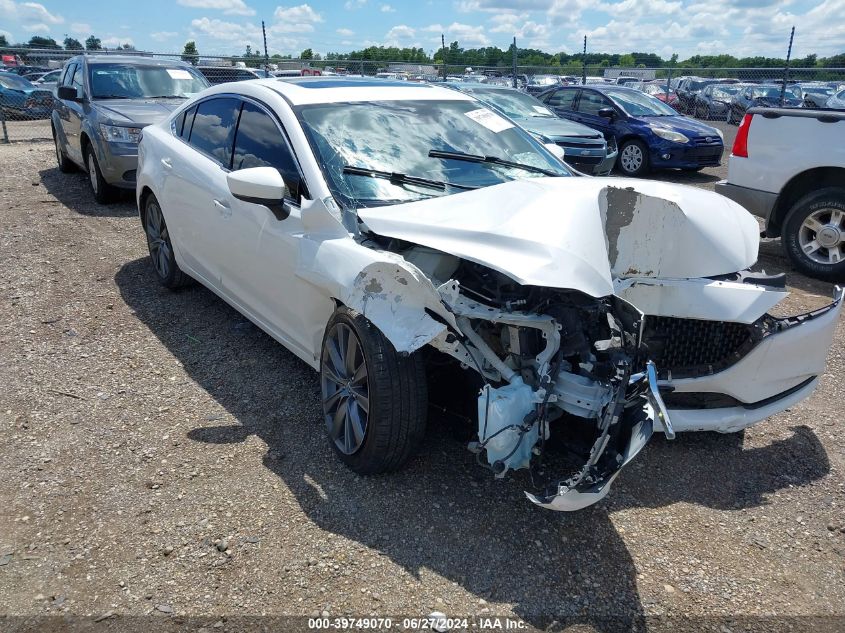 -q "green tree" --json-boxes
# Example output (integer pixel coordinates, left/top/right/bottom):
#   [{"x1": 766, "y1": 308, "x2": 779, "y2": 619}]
[
  {"x1": 181, "y1": 40, "x2": 199, "y2": 65},
  {"x1": 85, "y1": 35, "x2": 102, "y2": 50},
  {"x1": 27, "y1": 36, "x2": 60, "y2": 49},
  {"x1": 63, "y1": 36, "x2": 83, "y2": 50},
  {"x1": 121, "y1": 43, "x2": 135, "y2": 50},
  {"x1": 0, "y1": 34, "x2": 10, "y2": 48},
  {"x1": 618, "y1": 53, "x2": 636, "y2": 67},
  {"x1": 300, "y1": 48, "x2": 313, "y2": 60}
]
